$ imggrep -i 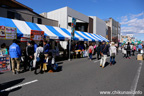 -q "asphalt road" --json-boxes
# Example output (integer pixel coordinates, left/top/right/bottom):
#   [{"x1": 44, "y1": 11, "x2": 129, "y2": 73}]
[{"x1": 0, "y1": 52, "x2": 143, "y2": 96}]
